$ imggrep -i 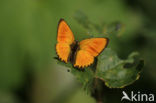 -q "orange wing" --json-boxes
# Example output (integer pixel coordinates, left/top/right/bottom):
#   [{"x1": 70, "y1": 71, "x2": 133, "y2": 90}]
[
  {"x1": 74, "y1": 38, "x2": 109, "y2": 68},
  {"x1": 56, "y1": 19, "x2": 75, "y2": 63}
]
